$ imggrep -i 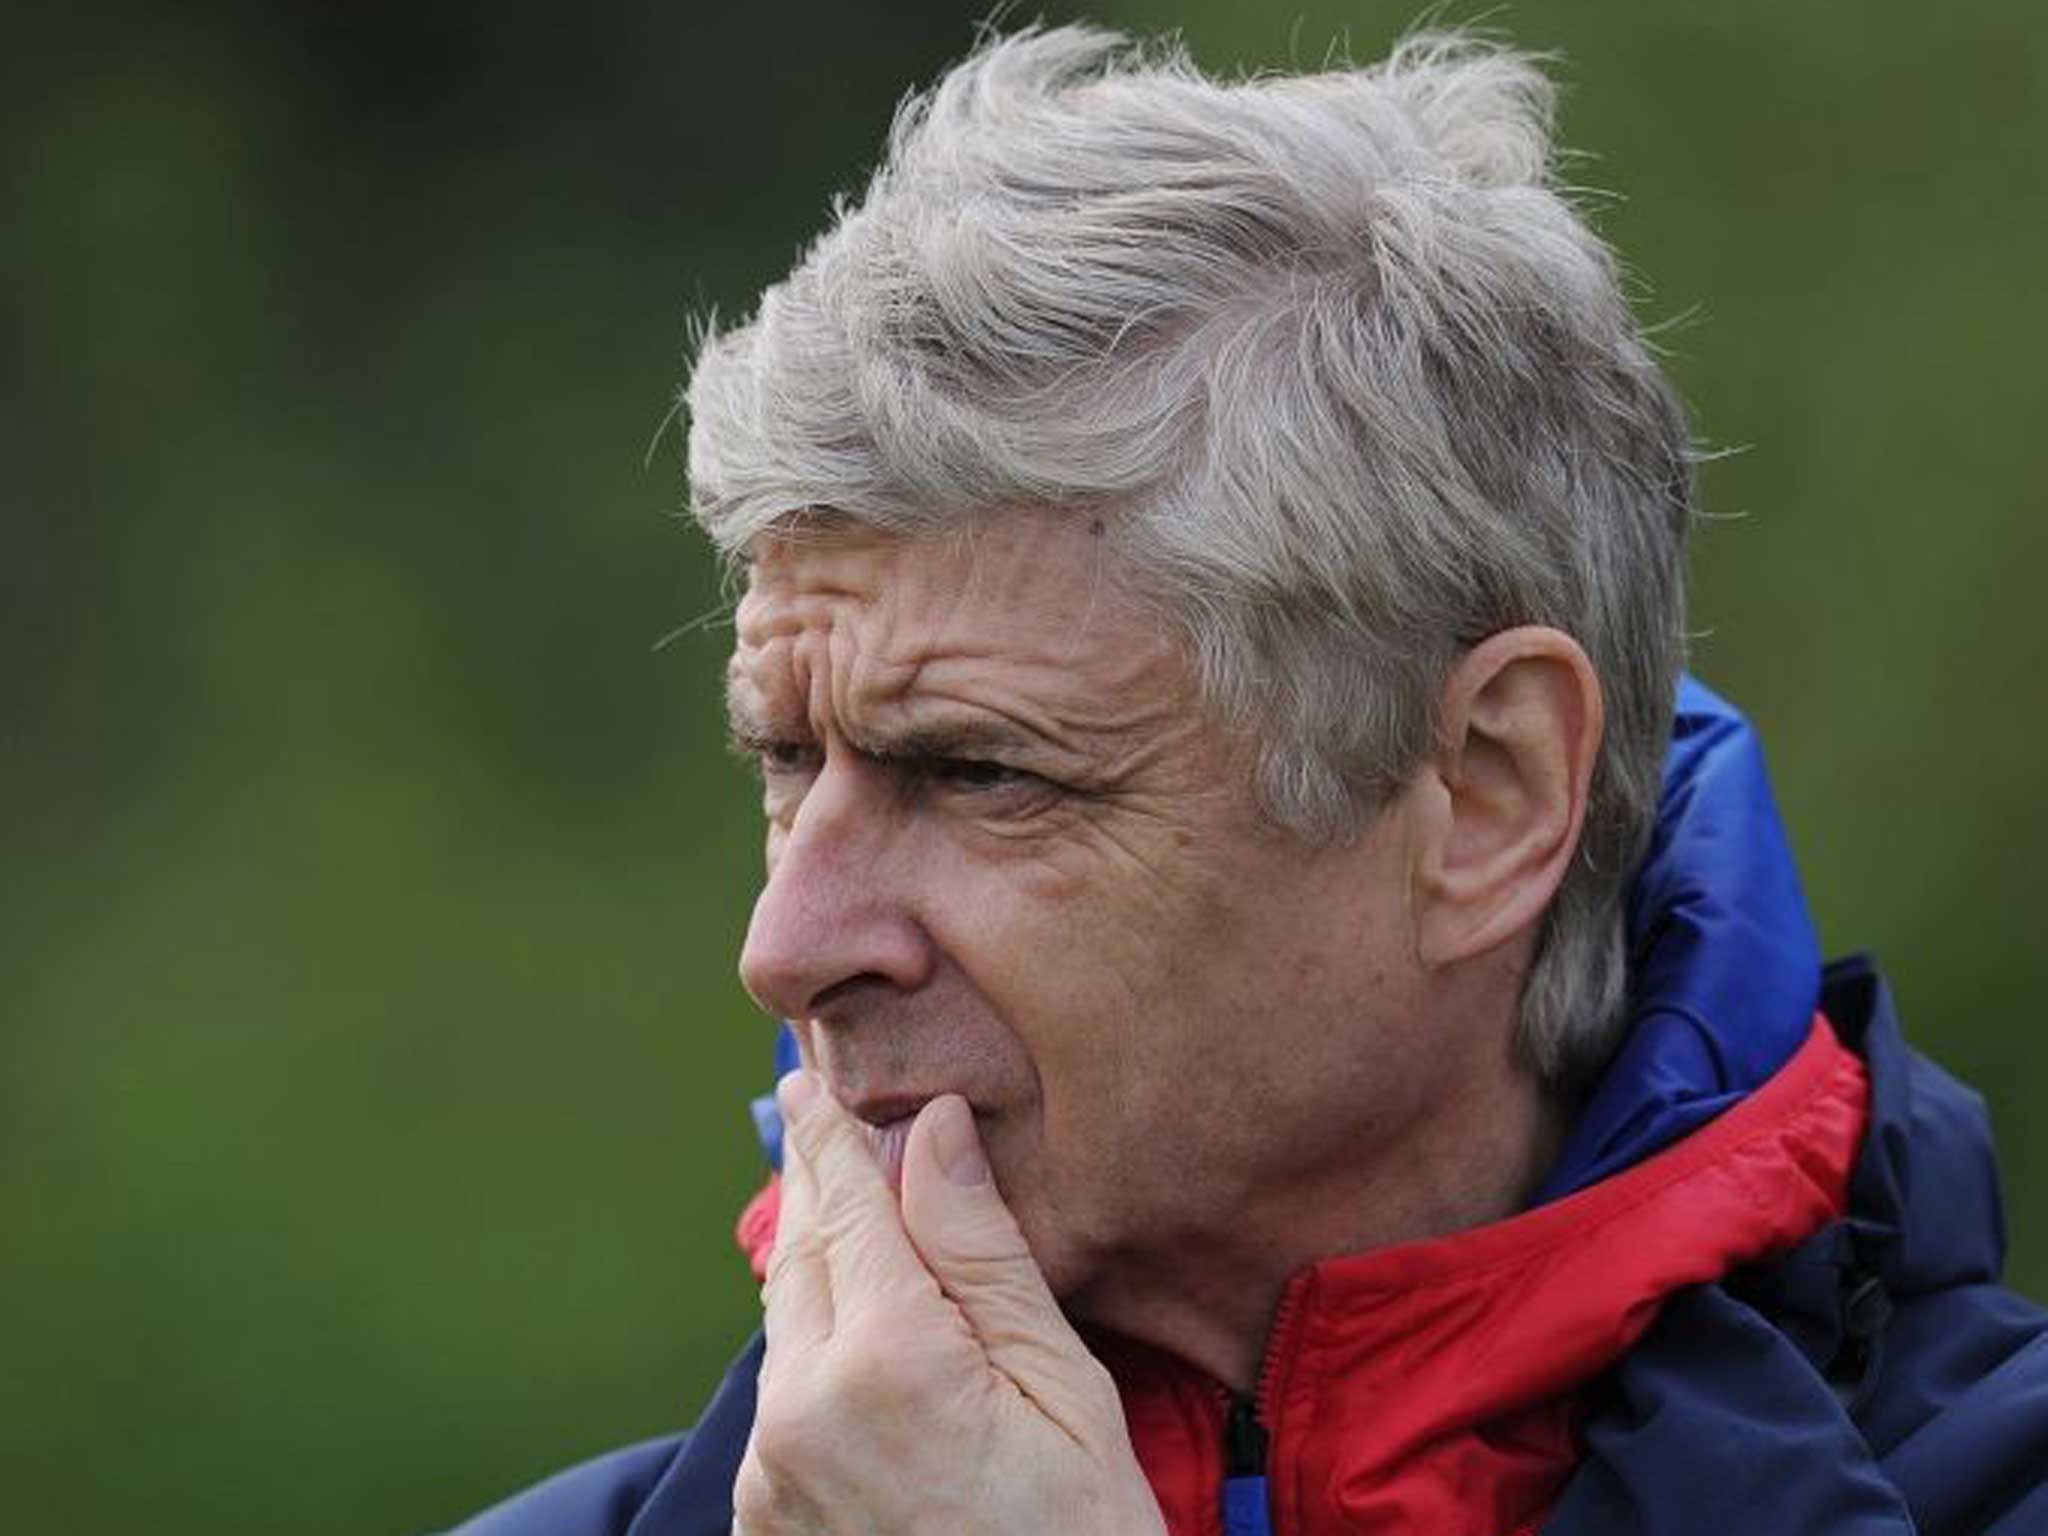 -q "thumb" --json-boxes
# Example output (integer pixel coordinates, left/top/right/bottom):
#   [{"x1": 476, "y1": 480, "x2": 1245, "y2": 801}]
[{"x1": 898, "y1": 1096, "x2": 1105, "y2": 1410}]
